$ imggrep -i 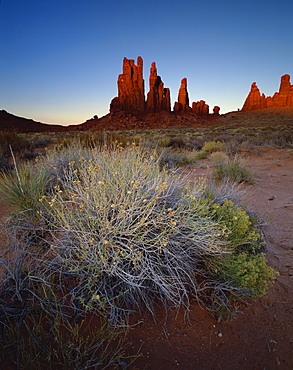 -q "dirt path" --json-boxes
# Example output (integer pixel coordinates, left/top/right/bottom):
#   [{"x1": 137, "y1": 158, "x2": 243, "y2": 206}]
[{"x1": 126, "y1": 147, "x2": 293, "y2": 370}]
